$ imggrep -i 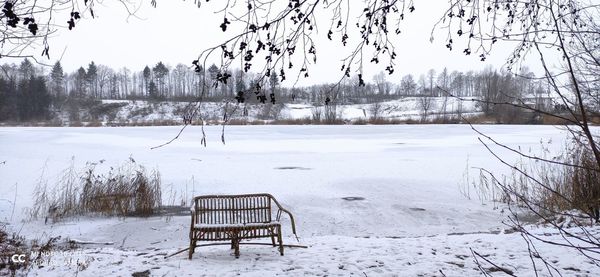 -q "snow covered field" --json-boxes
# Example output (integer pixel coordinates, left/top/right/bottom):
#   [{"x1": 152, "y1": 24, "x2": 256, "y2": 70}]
[{"x1": 1, "y1": 125, "x2": 598, "y2": 276}]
